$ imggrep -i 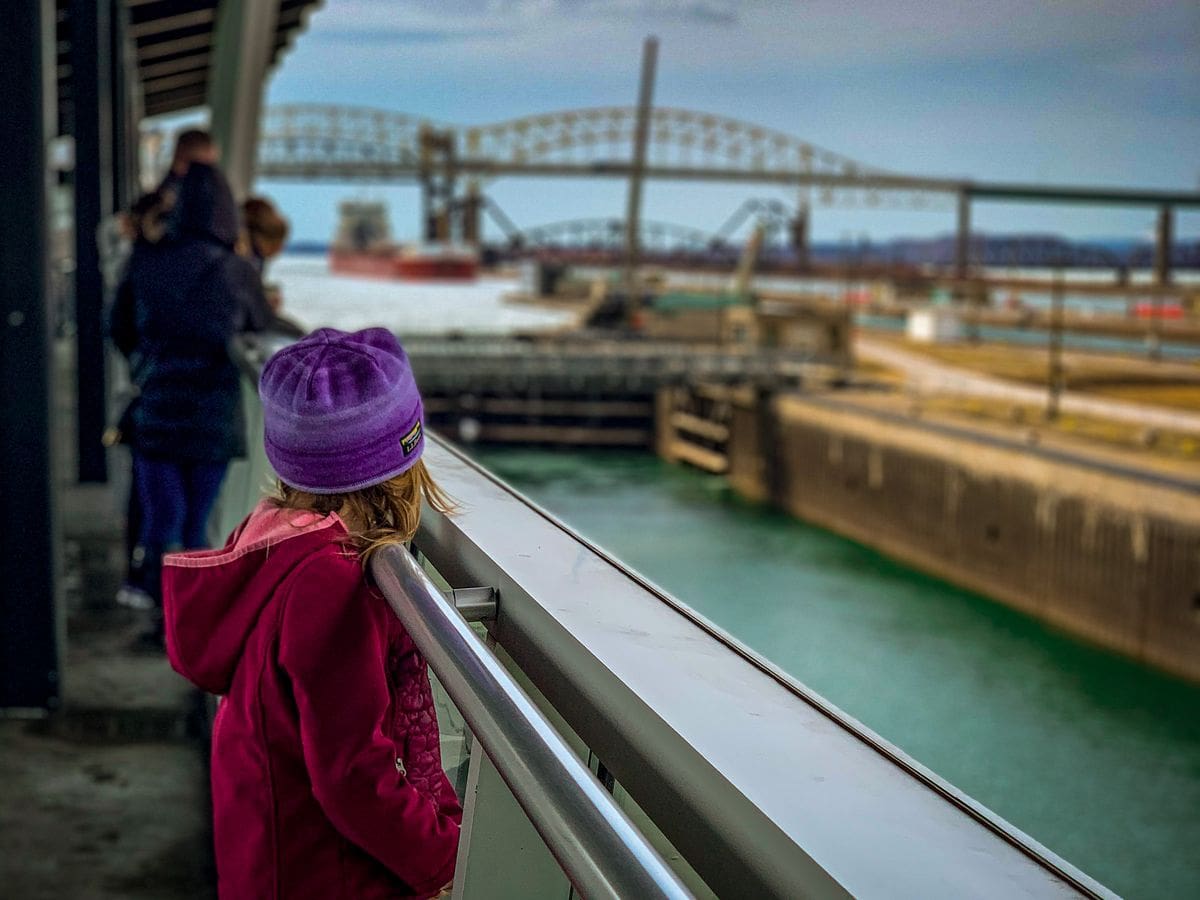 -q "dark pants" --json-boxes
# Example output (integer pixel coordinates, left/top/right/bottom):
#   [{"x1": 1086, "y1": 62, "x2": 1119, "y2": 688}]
[{"x1": 134, "y1": 455, "x2": 228, "y2": 605}]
